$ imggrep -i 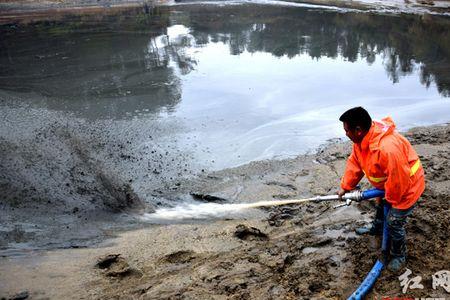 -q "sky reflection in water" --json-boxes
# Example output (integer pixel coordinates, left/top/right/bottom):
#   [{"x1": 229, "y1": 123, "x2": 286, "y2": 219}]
[{"x1": 160, "y1": 21, "x2": 449, "y2": 168}]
